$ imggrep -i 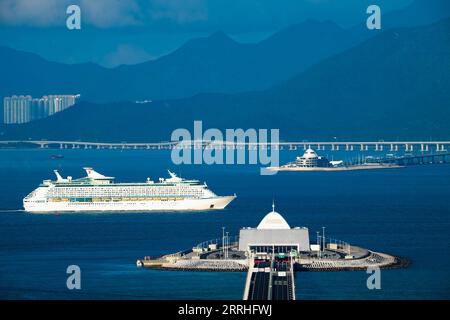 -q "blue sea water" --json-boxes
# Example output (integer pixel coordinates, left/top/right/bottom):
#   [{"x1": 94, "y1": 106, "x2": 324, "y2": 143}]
[{"x1": 0, "y1": 148, "x2": 449, "y2": 299}]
